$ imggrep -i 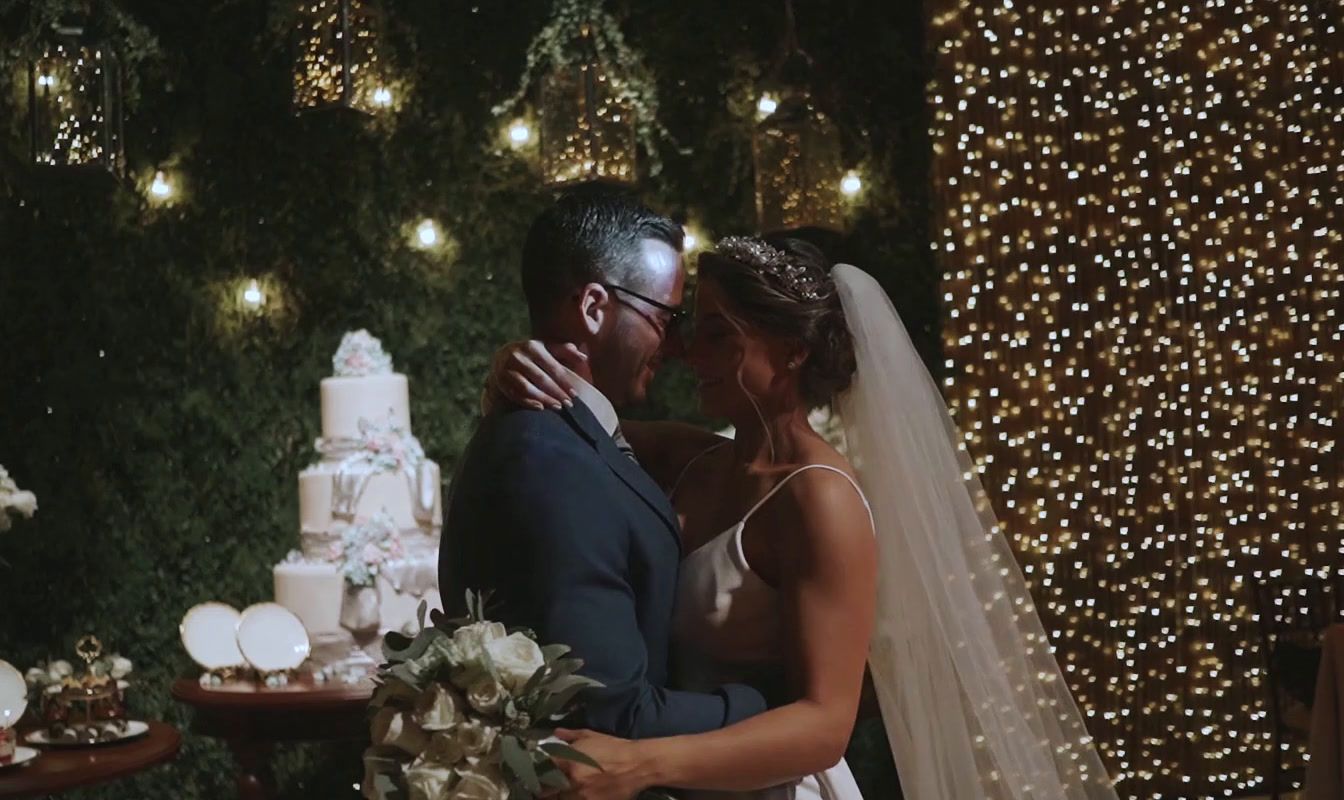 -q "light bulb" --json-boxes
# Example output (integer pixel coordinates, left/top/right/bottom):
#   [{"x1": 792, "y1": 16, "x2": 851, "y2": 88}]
[
  {"x1": 757, "y1": 93, "x2": 779, "y2": 116},
  {"x1": 150, "y1": 170, "x2": 173, "y2": 200},
  {"x1": 37, "y1": 74, "x2": 55, "y2": 88},
  {"x1": 683, "y1": 231, "x2": 697, "y2": 251},
  {"x1": 840, "y1": 171, "x2": 863, "y2": 196},
  {"x1": 415, "y1": 219, "x2": 440, "y2": 248},
  {"x1": 242, "y1": 279, "x2": 265, "y2": 310},
  {"x1": 372, "y1": 87, "x2": 393, "y2": 107},
  {"x1": 508, "y1": 121, "x2": 532, "y2": 146}
]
